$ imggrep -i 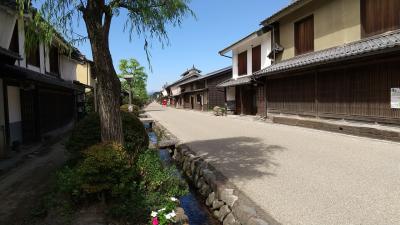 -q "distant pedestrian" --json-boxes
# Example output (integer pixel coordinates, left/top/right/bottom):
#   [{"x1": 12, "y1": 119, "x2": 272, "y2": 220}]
[{"x1": 162, "y1": 99, "x2": 167, "y2": 107}]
